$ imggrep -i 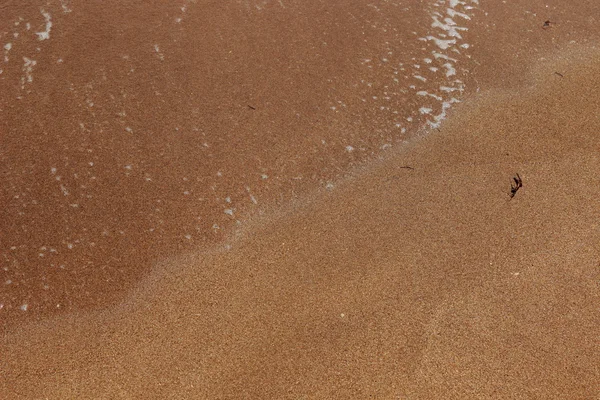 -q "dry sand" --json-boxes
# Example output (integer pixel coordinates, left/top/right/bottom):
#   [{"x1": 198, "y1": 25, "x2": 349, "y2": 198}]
[{"x1": 2, "y1": 46, "x2": 600, "y2": 398}]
